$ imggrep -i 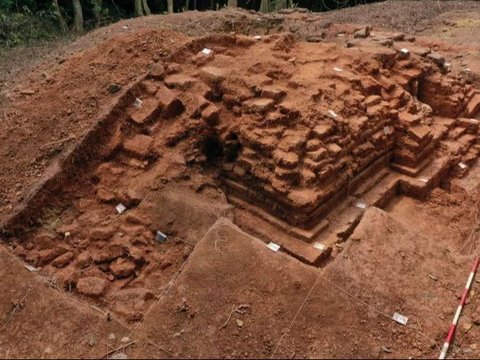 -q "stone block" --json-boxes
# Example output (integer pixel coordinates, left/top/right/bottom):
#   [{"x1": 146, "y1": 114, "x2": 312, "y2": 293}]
[{"x1": 124, "y1": 134, "x2": 154, "y2": 158}]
